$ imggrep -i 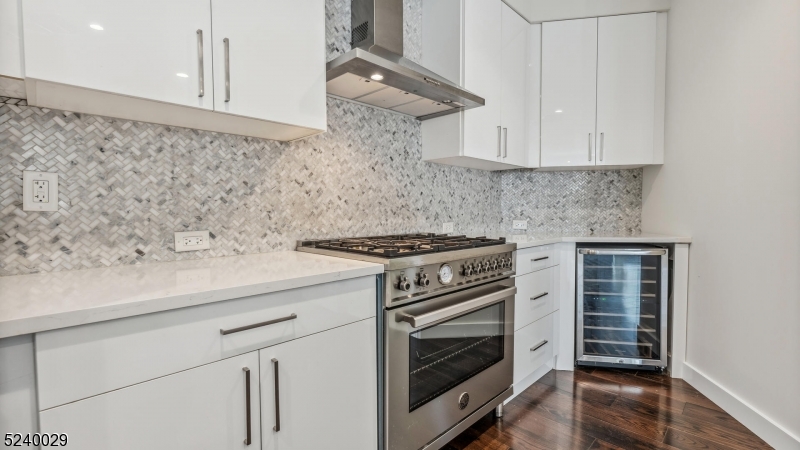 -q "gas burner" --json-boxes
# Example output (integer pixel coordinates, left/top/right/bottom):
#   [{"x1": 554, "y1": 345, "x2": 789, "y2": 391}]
[{"x1": 298, "y1": 233, "x2": 506, "y2": 258}]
